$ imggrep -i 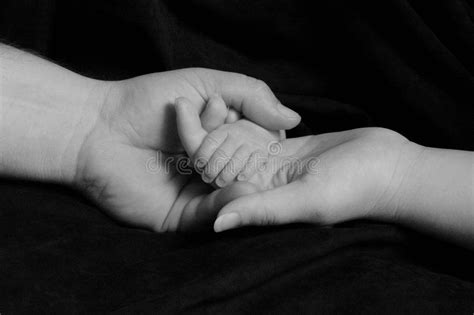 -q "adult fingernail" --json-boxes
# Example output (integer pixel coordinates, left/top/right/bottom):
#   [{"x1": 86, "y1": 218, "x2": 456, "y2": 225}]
[
  {"x1": 277, "y1": 104, "x2": 300, "y2": 120},
  {"x1": 214, "y1": 213, "x2": 241, "y2": 232}
]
